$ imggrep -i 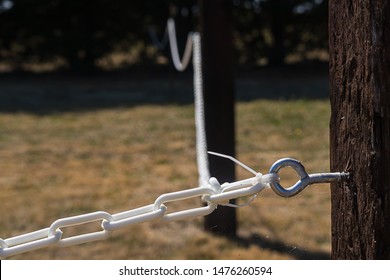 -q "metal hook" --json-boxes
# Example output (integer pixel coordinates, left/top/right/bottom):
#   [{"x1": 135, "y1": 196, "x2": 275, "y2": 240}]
[{"x1": 269, "y1": 158, "x2": 349, "y2": 198}]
